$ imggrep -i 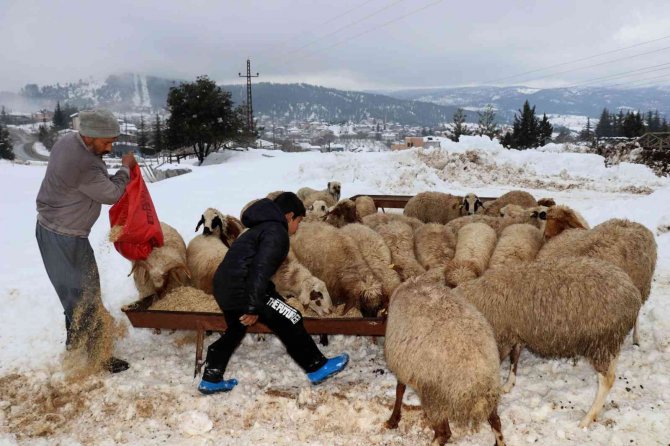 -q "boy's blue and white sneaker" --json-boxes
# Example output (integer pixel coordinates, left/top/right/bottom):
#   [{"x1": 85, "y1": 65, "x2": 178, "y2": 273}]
[
  {"x1": 307, "y1": 353, "x2": 349, "y2": 385},
  {"x1": 198, "y1": 378, "x2": 238, "y2": 395}
]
